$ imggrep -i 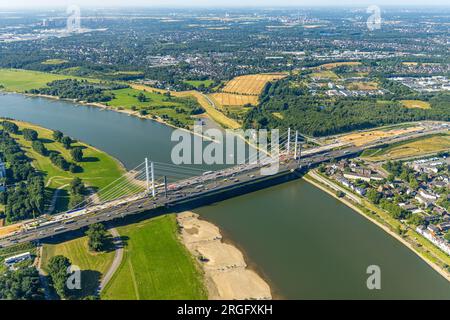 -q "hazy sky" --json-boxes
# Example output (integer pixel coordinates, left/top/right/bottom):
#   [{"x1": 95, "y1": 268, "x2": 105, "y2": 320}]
[{"x1": 0, "y1": 0, "x2": 448, "y2": 8}]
